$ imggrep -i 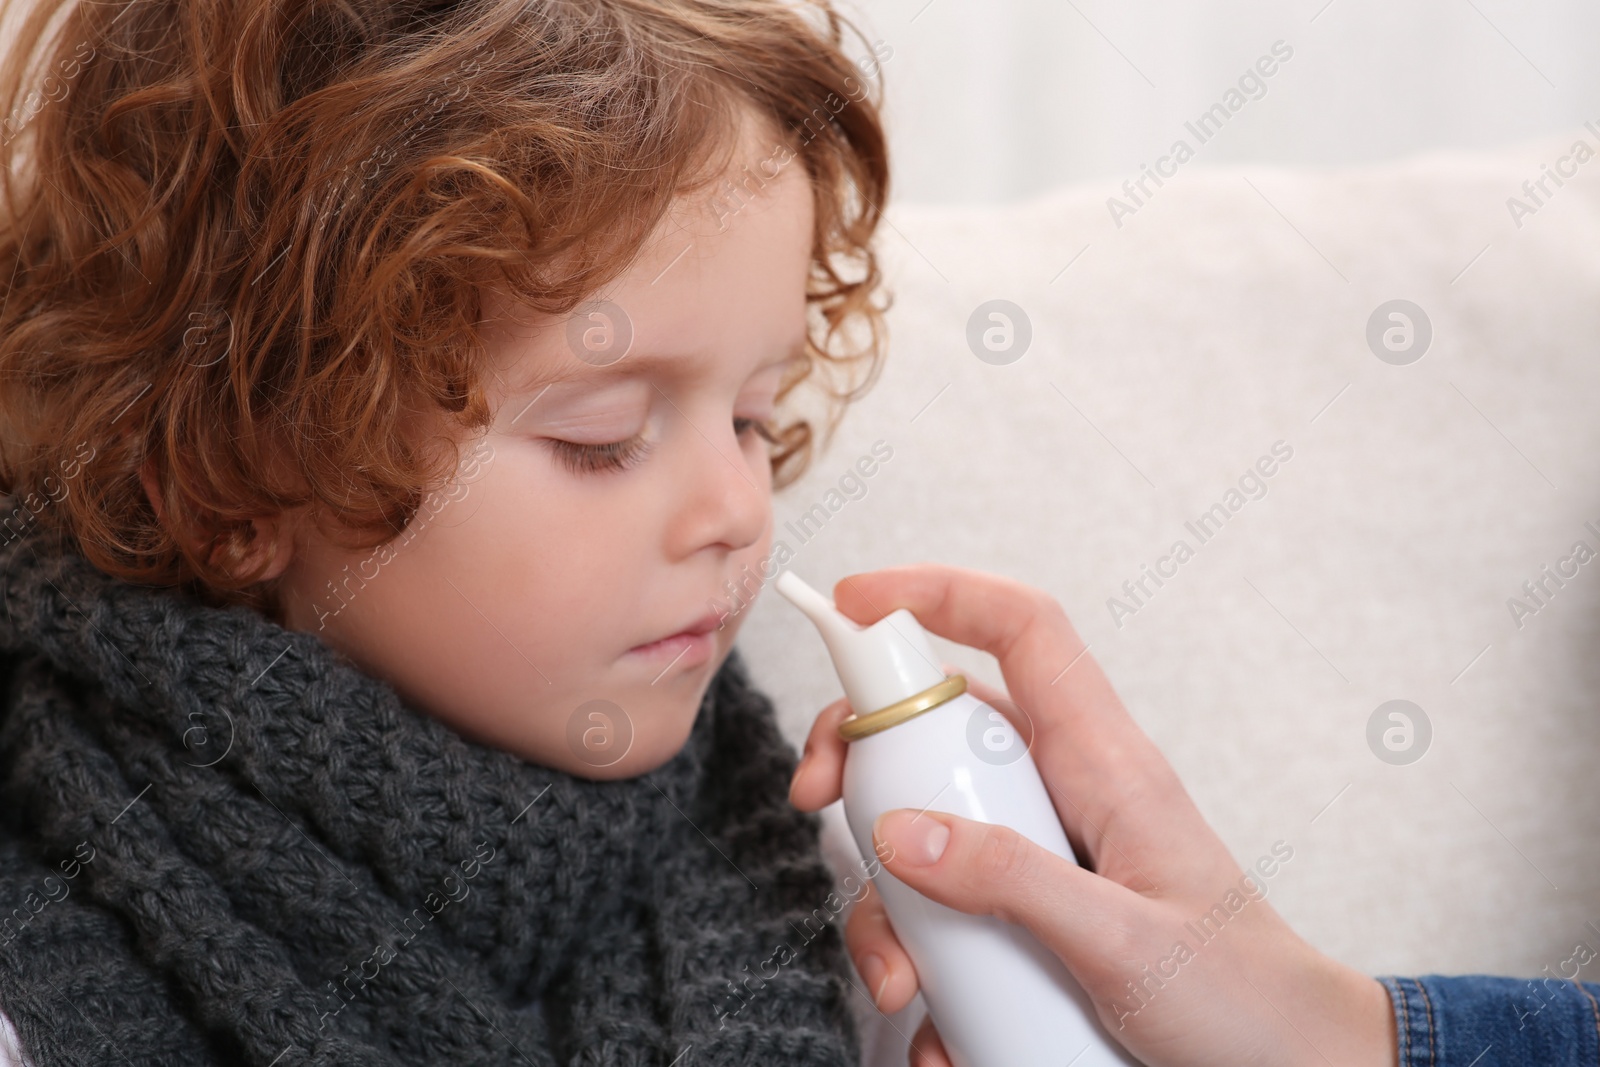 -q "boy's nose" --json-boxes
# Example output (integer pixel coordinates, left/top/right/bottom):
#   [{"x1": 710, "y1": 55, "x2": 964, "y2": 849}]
[{"x1": 666, "y1": 423, "x2": 770, "y2": 558}]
